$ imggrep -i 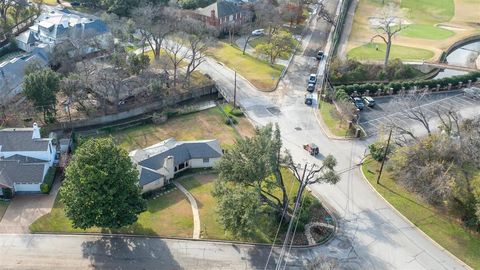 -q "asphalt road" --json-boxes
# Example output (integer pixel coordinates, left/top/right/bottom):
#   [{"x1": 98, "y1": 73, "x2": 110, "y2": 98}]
[{"x1": 1, "y1": 1, "x2": 478, "y2": 269}]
